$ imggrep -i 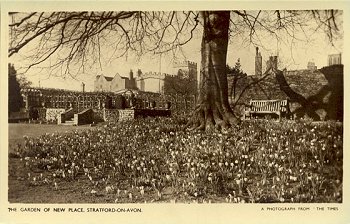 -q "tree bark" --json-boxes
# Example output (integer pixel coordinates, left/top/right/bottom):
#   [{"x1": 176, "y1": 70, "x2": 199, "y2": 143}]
[{"x1": 187, "y1": 11, "x2": 239, "y2": 131}]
